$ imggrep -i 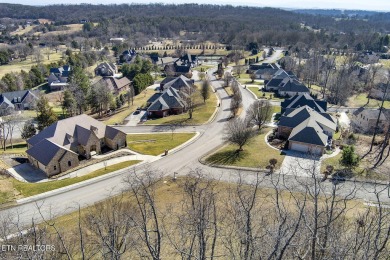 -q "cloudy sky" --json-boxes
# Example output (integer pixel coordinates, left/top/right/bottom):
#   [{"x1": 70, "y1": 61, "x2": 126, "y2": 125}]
[{"x1": 1, "y1": 0, "x2": 390, "y2": 12}]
